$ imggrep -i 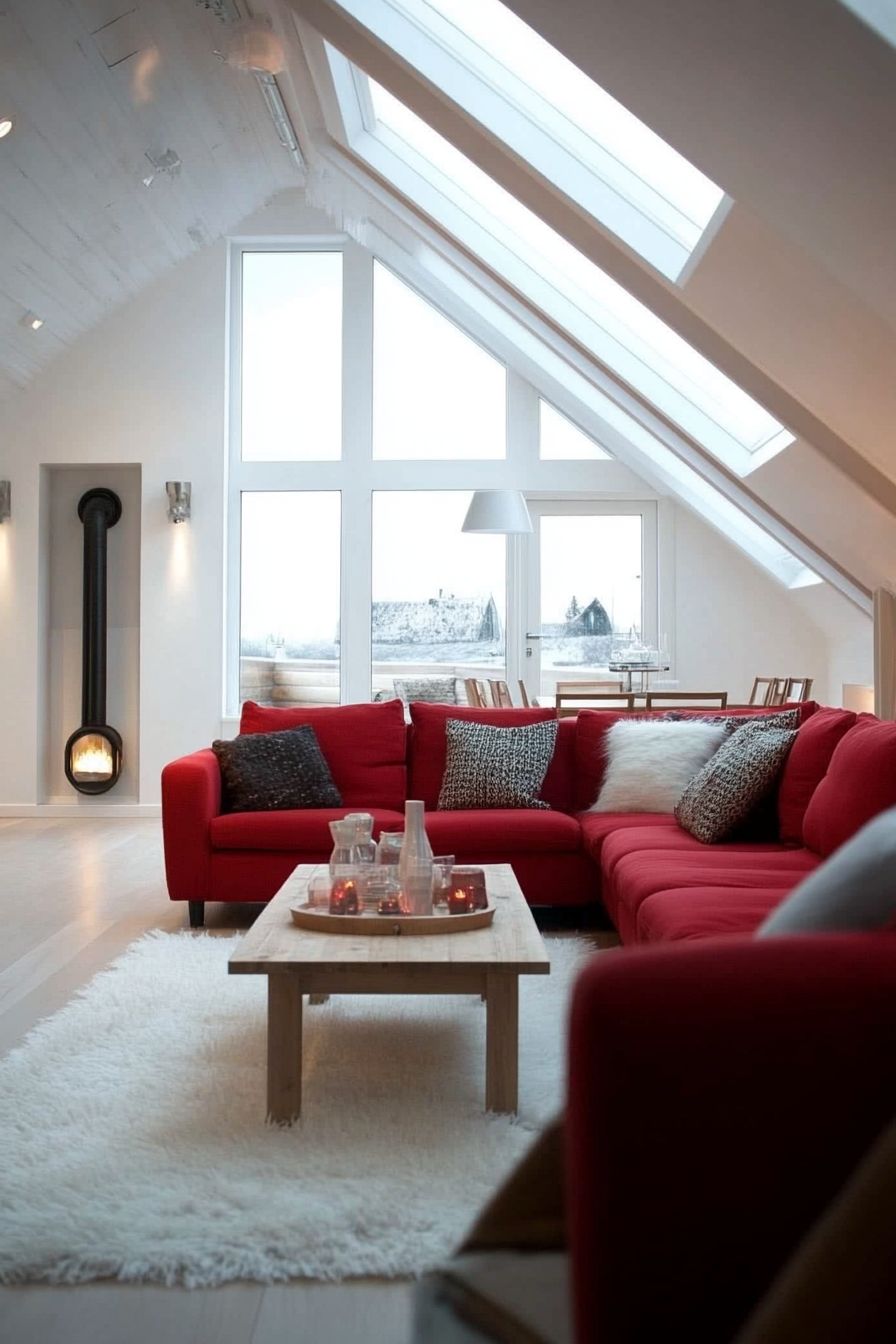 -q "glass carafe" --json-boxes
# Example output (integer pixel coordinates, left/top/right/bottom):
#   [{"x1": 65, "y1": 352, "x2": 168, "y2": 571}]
[
  {"x1": 328, "y1": 818, "x2": 359, "y2": 878},
  {"x1": 375, "y1": 830, "x2": 404, "y2": 877},
  {"x1": 345, "y1": 812, "x2": 377, "y2": 866}
]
